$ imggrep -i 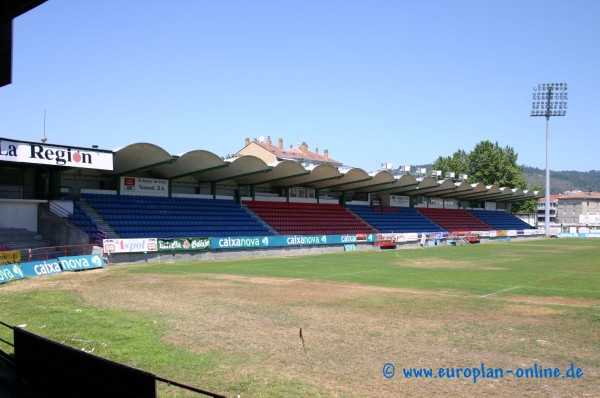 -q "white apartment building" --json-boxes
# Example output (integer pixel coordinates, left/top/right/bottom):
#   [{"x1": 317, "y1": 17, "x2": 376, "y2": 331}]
[{"x1": 538, "y1": 191, "x2": 600, "y2": 228}]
